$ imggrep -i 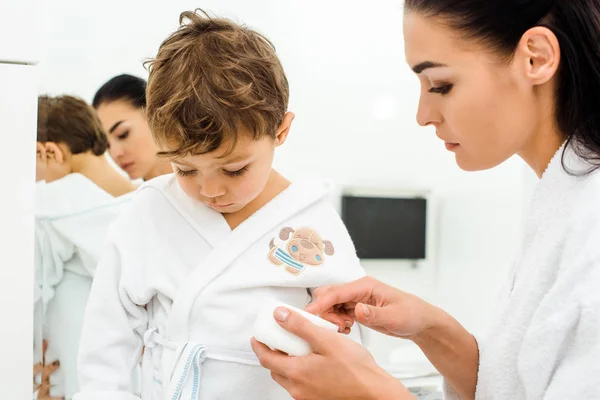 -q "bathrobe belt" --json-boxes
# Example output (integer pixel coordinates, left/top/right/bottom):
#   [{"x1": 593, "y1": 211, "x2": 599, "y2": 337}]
[{"x1": 143, "y1": 327, "x2": 260, "y2": 400}]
